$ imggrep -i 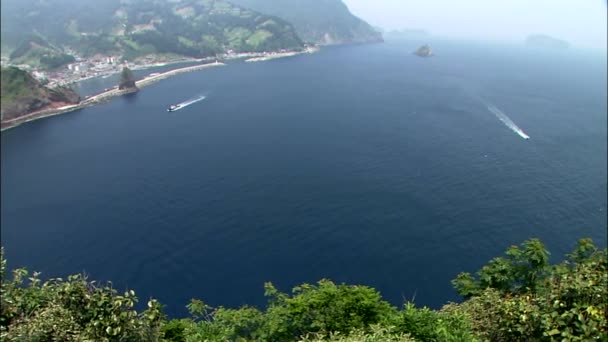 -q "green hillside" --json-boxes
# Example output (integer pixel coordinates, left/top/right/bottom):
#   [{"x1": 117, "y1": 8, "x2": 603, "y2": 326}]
[
  {"x1": 0, "y1": 66, "x2": 80, "y2": 120},
  {"x1": 1, "y1": 237, "x2": 605, "y2": 341},
  {"x1": 227, "y1": 0, "x2": 383, "y2": 45},
  {"x1": 0, "y1": 0, "x2": 304, "y2": 67}
]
